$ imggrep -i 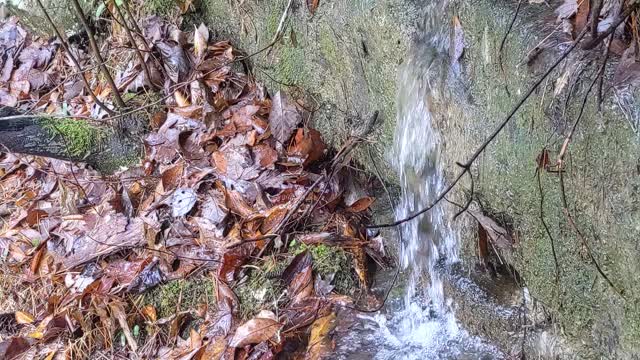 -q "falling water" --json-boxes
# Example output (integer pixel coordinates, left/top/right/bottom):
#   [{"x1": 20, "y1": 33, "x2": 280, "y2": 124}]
[{"x1": 337, "y1": 1, "x2": 501, "y2": 358}]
